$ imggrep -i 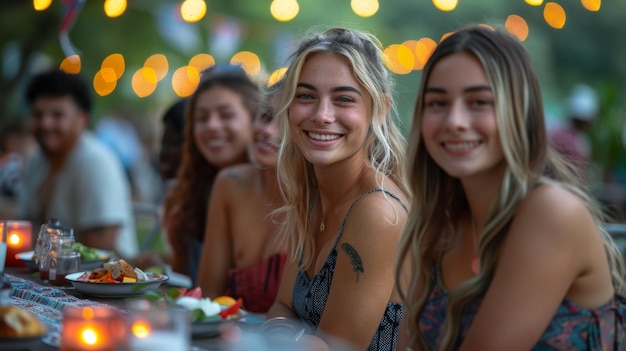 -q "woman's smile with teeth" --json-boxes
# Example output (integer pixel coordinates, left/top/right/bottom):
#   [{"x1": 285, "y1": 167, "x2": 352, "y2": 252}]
[
  {"x1": 444, "y1": 141, "x2": 481, "y2": 151},
  {"x1": 307, "y1": 132, "x2": 341, "y2": 141},
  {"x1": 208, "y1": 139, "x2": 227, "y2": 147}
]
